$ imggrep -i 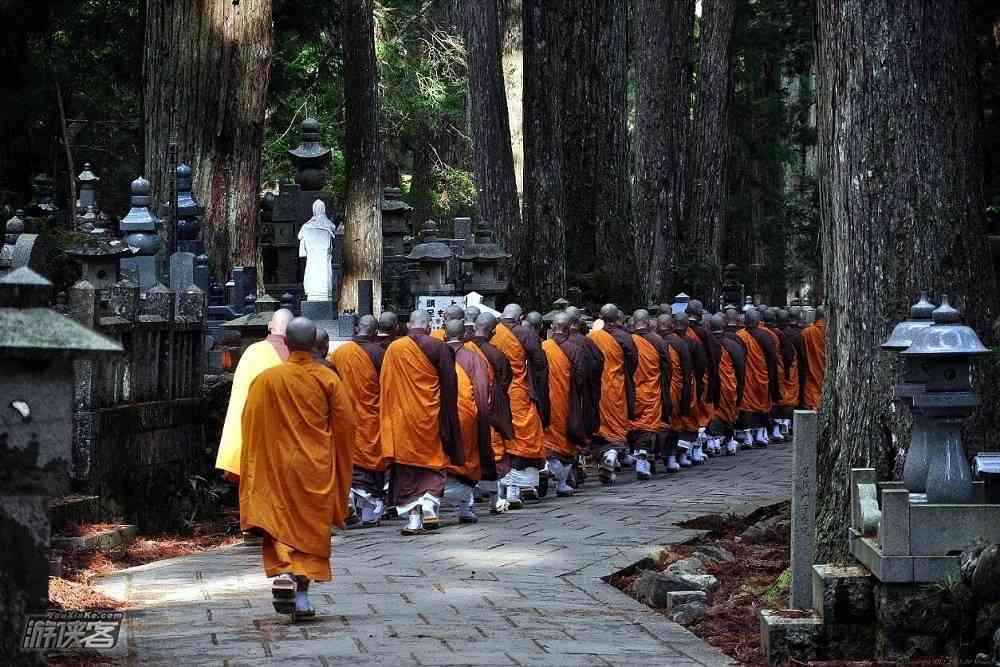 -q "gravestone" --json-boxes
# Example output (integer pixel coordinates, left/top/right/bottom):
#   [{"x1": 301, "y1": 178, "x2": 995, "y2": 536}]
[
  {"x1": 194, "y1": 254, "x2": 211, "y2": 294},
  {"x1": 119, "y1": 176, "x2": 161, "y2": 291},
  {"x1": 790, "y1": 409, "x2": 819, "y2": 609},
  {"x1": 169, "y1": 251, "x2": 196, "y2": 291}
]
